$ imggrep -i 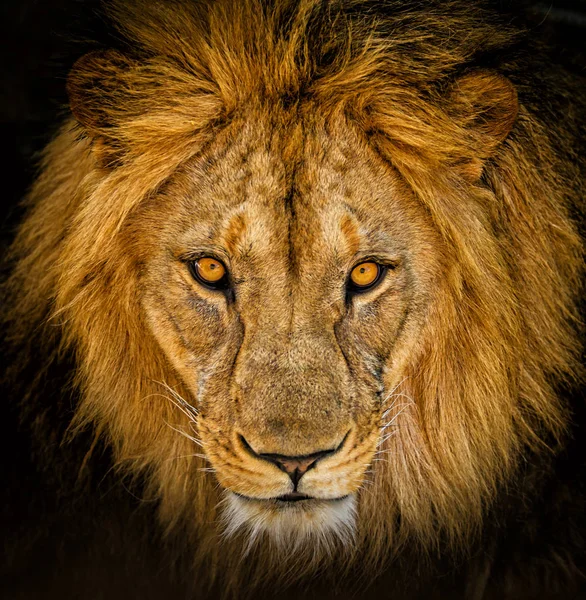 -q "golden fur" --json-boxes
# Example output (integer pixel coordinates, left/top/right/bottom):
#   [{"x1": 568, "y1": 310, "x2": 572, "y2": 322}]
[{"x1": 4, "y1": 0, "x2": 584, "y2": 594}]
